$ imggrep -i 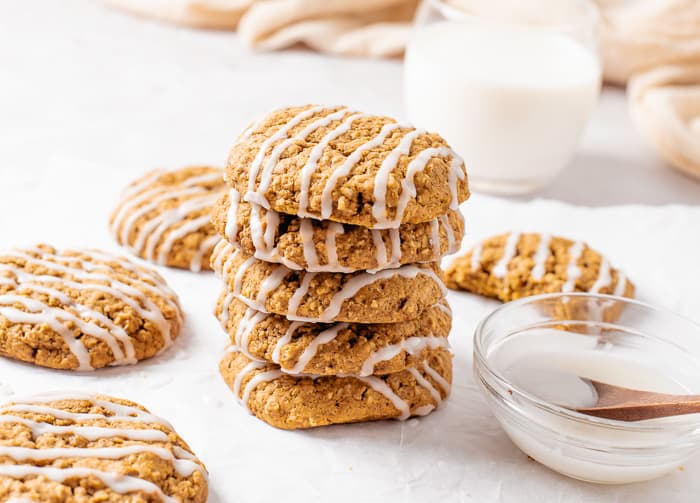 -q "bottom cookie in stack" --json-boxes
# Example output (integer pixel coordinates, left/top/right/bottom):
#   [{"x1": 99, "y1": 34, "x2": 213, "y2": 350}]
[{"x1": 219, "y1": 348, "x2": 453, "y2": 430}]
